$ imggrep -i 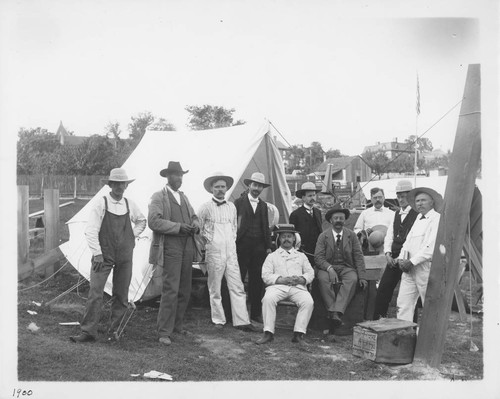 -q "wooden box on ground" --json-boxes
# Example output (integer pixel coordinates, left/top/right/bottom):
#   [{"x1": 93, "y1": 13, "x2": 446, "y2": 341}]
[{"x1": 352, "y1": 318, "x2": 417, "y2": 364}]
